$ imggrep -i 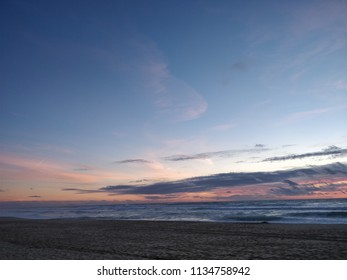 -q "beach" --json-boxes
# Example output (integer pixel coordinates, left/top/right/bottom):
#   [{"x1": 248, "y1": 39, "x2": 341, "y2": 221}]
[{"x1": 1, "y1": 218, "x2": 347, "y2": 259}]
